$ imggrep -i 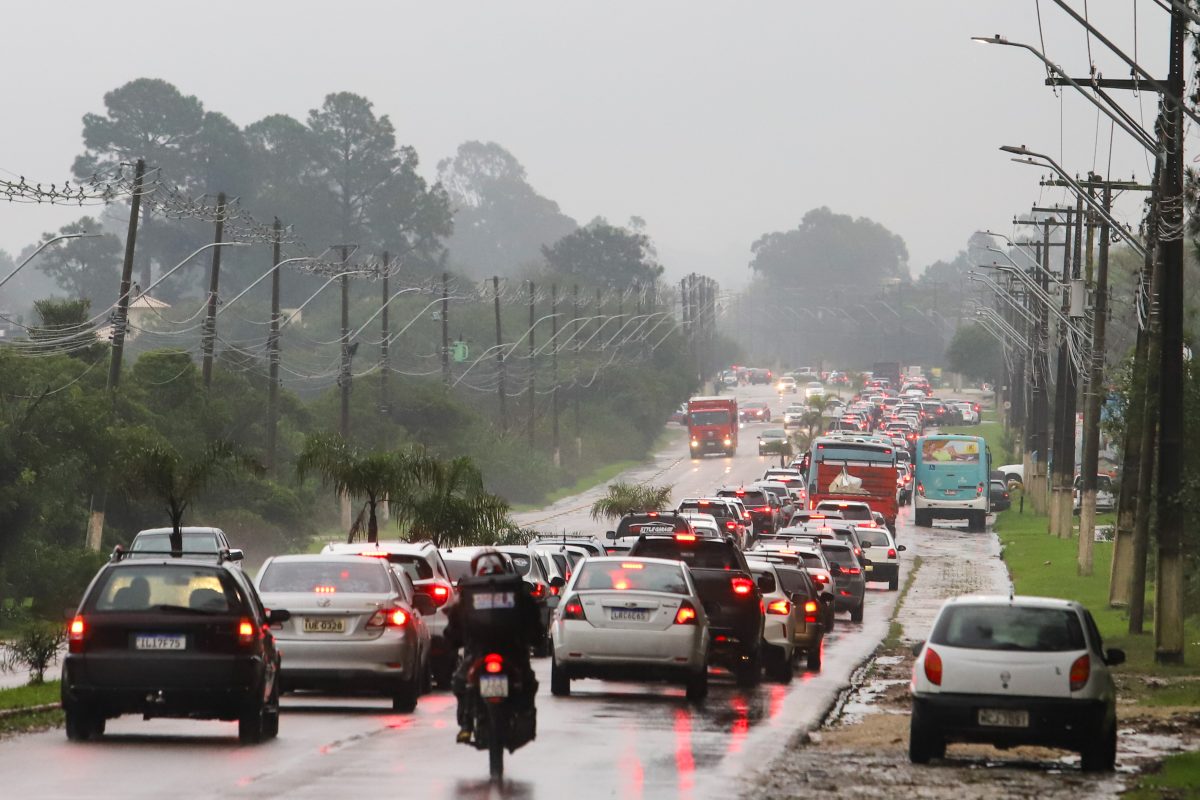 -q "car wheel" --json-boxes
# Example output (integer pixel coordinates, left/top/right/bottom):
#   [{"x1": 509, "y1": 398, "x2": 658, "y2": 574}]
[
  {"x1": 685, "y1": 668, "x2": 708, "y2": 703},
  {"x1": 734, "y1": 648, "x2": 762, "y2": 688},
  {"x1": 392, "y1": 669, "x2": 421, "y2": 713},
  {"x1": 64, "y1": 705, "x2": 104, "y2": 742},
  {"x1": 908, "y1": 703, "x2": 944, "y2": 764},
  {"x1": 262, "y1": 683, "x2": 280, "y2": 739},
  {"x1": 238, "y1": 701, "x2": 267, "y2": 744},
  {"x1": 888, "y1": 576, "x2": 899, "y2": 591},
  {"x1": 806, "y1": 645, "x2": 823, "y2": 671},
  {"x1": 766, "y1": 646, "x2": 793, "y2": 684},
  {"x1": 550, "y1": 657, "x2": 571, "y2": 697},
  {"x1": 1080, "y1": 721, "x2": 1117, "y2": 772},
  {"x1": 850, "y1": 601, "x2": 864, "y2": 623}
]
